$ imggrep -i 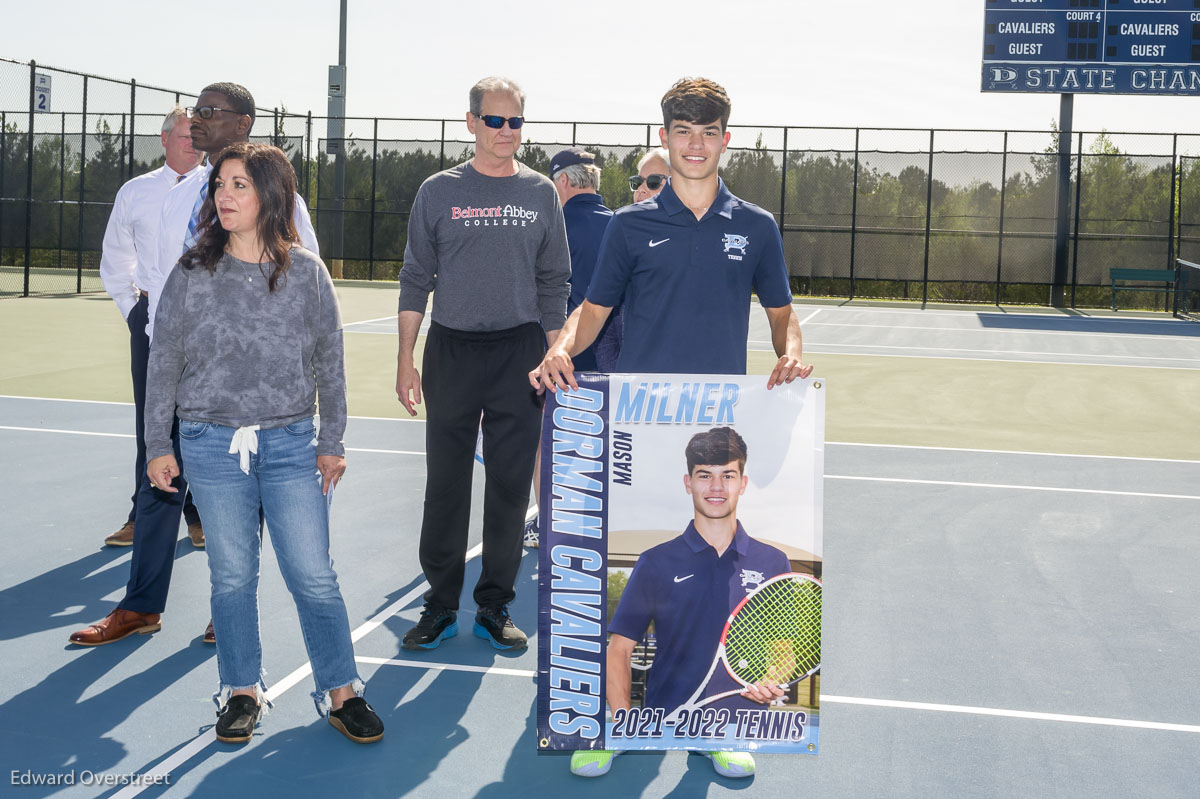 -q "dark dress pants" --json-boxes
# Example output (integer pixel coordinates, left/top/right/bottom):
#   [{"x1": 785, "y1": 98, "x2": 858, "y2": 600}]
[
  {"x1": 419, "y1": 322, "x2": 544, "y2": 611},
  {"x1": 119, "y1": 418, "x2": 187, "y2": 615},
  {"x1": 127, "y1": 294, "x2": 199, "y2": 526}
]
